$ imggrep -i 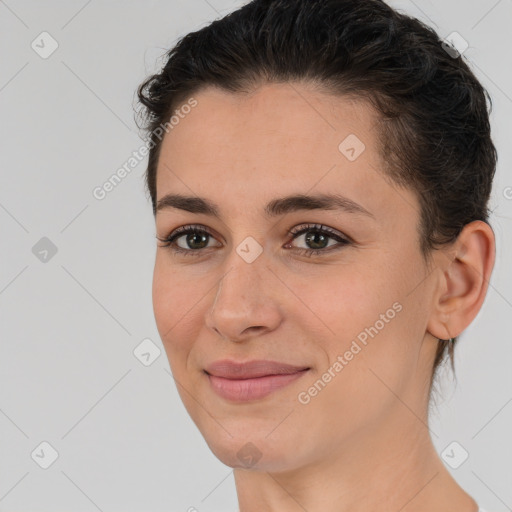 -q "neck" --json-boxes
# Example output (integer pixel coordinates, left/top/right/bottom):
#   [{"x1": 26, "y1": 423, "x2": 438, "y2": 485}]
[{"x1": 234, "y1": 407, "x2": 478, "y2": 512}]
